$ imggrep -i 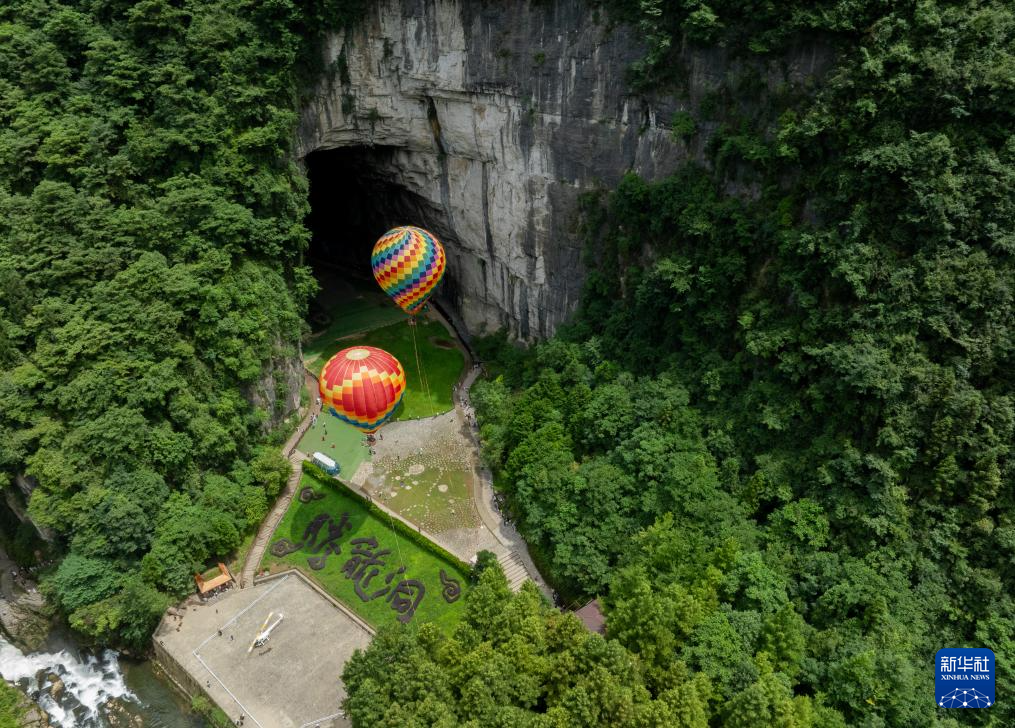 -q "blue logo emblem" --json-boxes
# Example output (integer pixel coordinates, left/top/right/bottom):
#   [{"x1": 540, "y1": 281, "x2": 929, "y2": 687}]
[{"x1": 936, "y1": 648, "x2": 994, "y2": 708}]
